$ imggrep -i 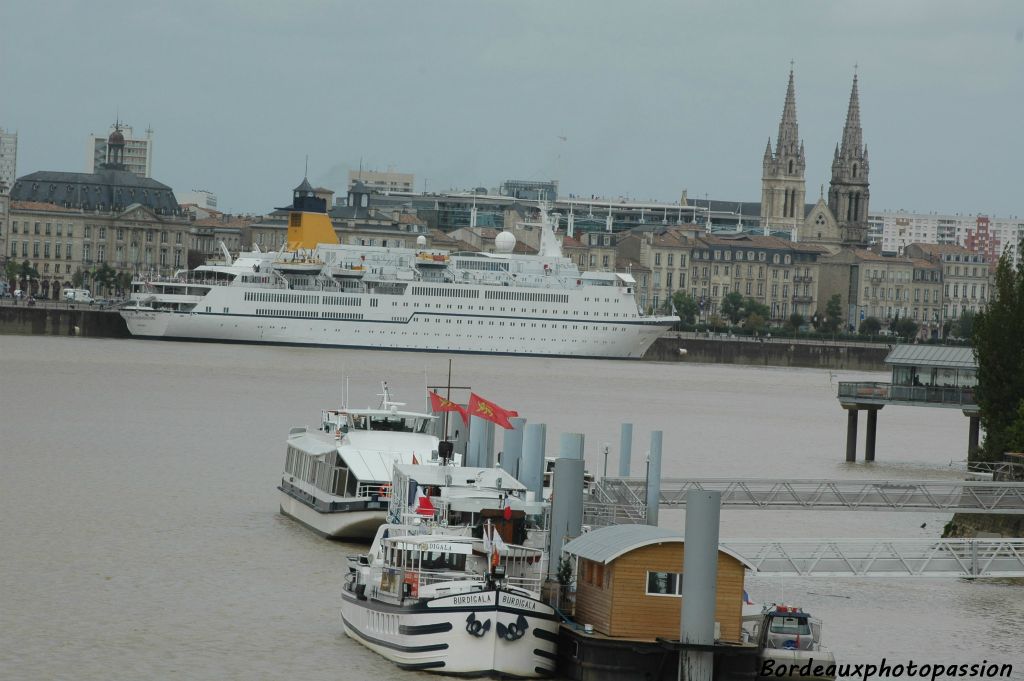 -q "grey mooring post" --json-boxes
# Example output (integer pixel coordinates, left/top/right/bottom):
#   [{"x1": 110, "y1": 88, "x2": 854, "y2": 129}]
[
  {"x1": 645, "y1": 430, "x2": 663, "y2": 526},
  {"x1": 467, "y1": 415, "x2": 496, "y2": 468},
  {"x1": 618, "y1": 423, "x2": 633, "y2": 477},
  {"x1": 520, "y1": 423, "x2": 547, "y2": 499},
  {"x1": 679, "y1": 490, "x2": 722, "y2": 681},
  {"x1": 451, "y1": 417, "x2": 470, "y2": 467},
  {"x1": 559, "y1": 432, "x2": 584, "y2": 460},
  {"x1": 502, "y1": 417, "x2": 526, "y2": 477},
  {"x1": 547, "y1": 457, "x2": 585, "y2": 580}
]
